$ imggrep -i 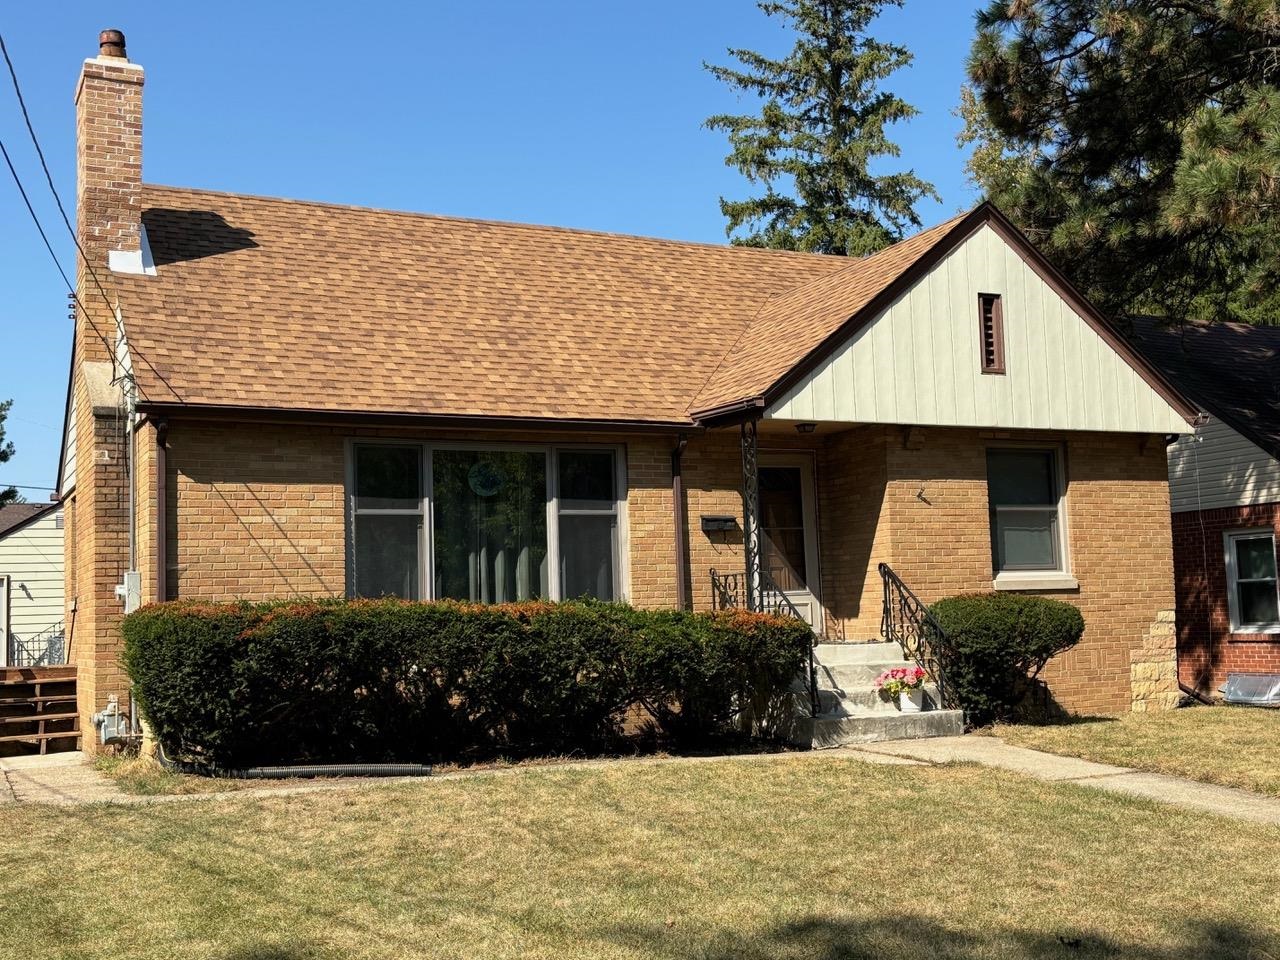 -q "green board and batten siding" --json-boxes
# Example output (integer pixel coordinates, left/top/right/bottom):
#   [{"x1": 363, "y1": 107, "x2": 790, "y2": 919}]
[{"x1": 766, "y1": 224, "x2": 1192, "y2": 436}]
